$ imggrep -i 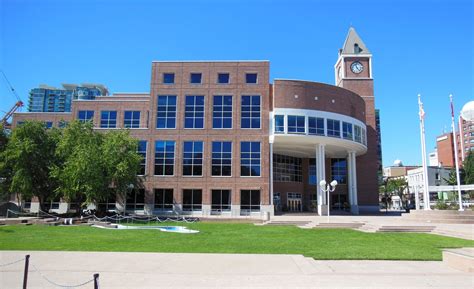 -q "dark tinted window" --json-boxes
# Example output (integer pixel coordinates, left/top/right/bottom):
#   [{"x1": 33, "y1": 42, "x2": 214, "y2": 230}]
[
  {"x1": 163, "y1": 73, "x2": 175, "y2": 84},
  {"x1": 246, "y1": 73, "x2": 258, "y2": 84},
  {"x1": 218, "y1": 73, "x2": 230, "y2": 84},
  {"x1": 190, "y1": 73, "x2": 202, "y2": 84}
]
